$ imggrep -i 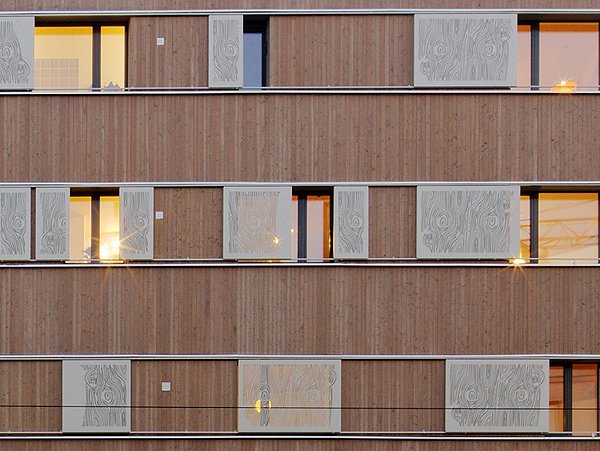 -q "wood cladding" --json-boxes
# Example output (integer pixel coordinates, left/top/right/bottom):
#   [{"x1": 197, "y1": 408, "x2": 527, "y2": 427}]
[
  {"x1": 0, "y1": 266, "x2": 599, "y2": 355},
  {"x1": 270, "y1": 15, "x2": 412, "y2": 87},
  {"x1": 0, "y1": 361, "x2": 61, "y2": 432},
  {"x1": 342, "y1": 360, "x2": 444, "y2": 432},
  {"x1": 369, "y1": 187, "x2": 415, "y2": 259},
  {"x1": 131, "y1": 360, "x2": 237, "y2": 432},
  {"x1": 128, "y1": 16, "x2": 208, "y2": 88},
  {"x1": 0, "y1": 439, "x2": 599, "y2": 451},
  {"x1": 1, "y1": 0, "x2": 600, "y2": 10},
  {"x1": 2, "y1": 94, "x2": 600, "y2": 182},
  {"x1": 154, "y1": 188, "x2": 222, "y2": 259}
]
